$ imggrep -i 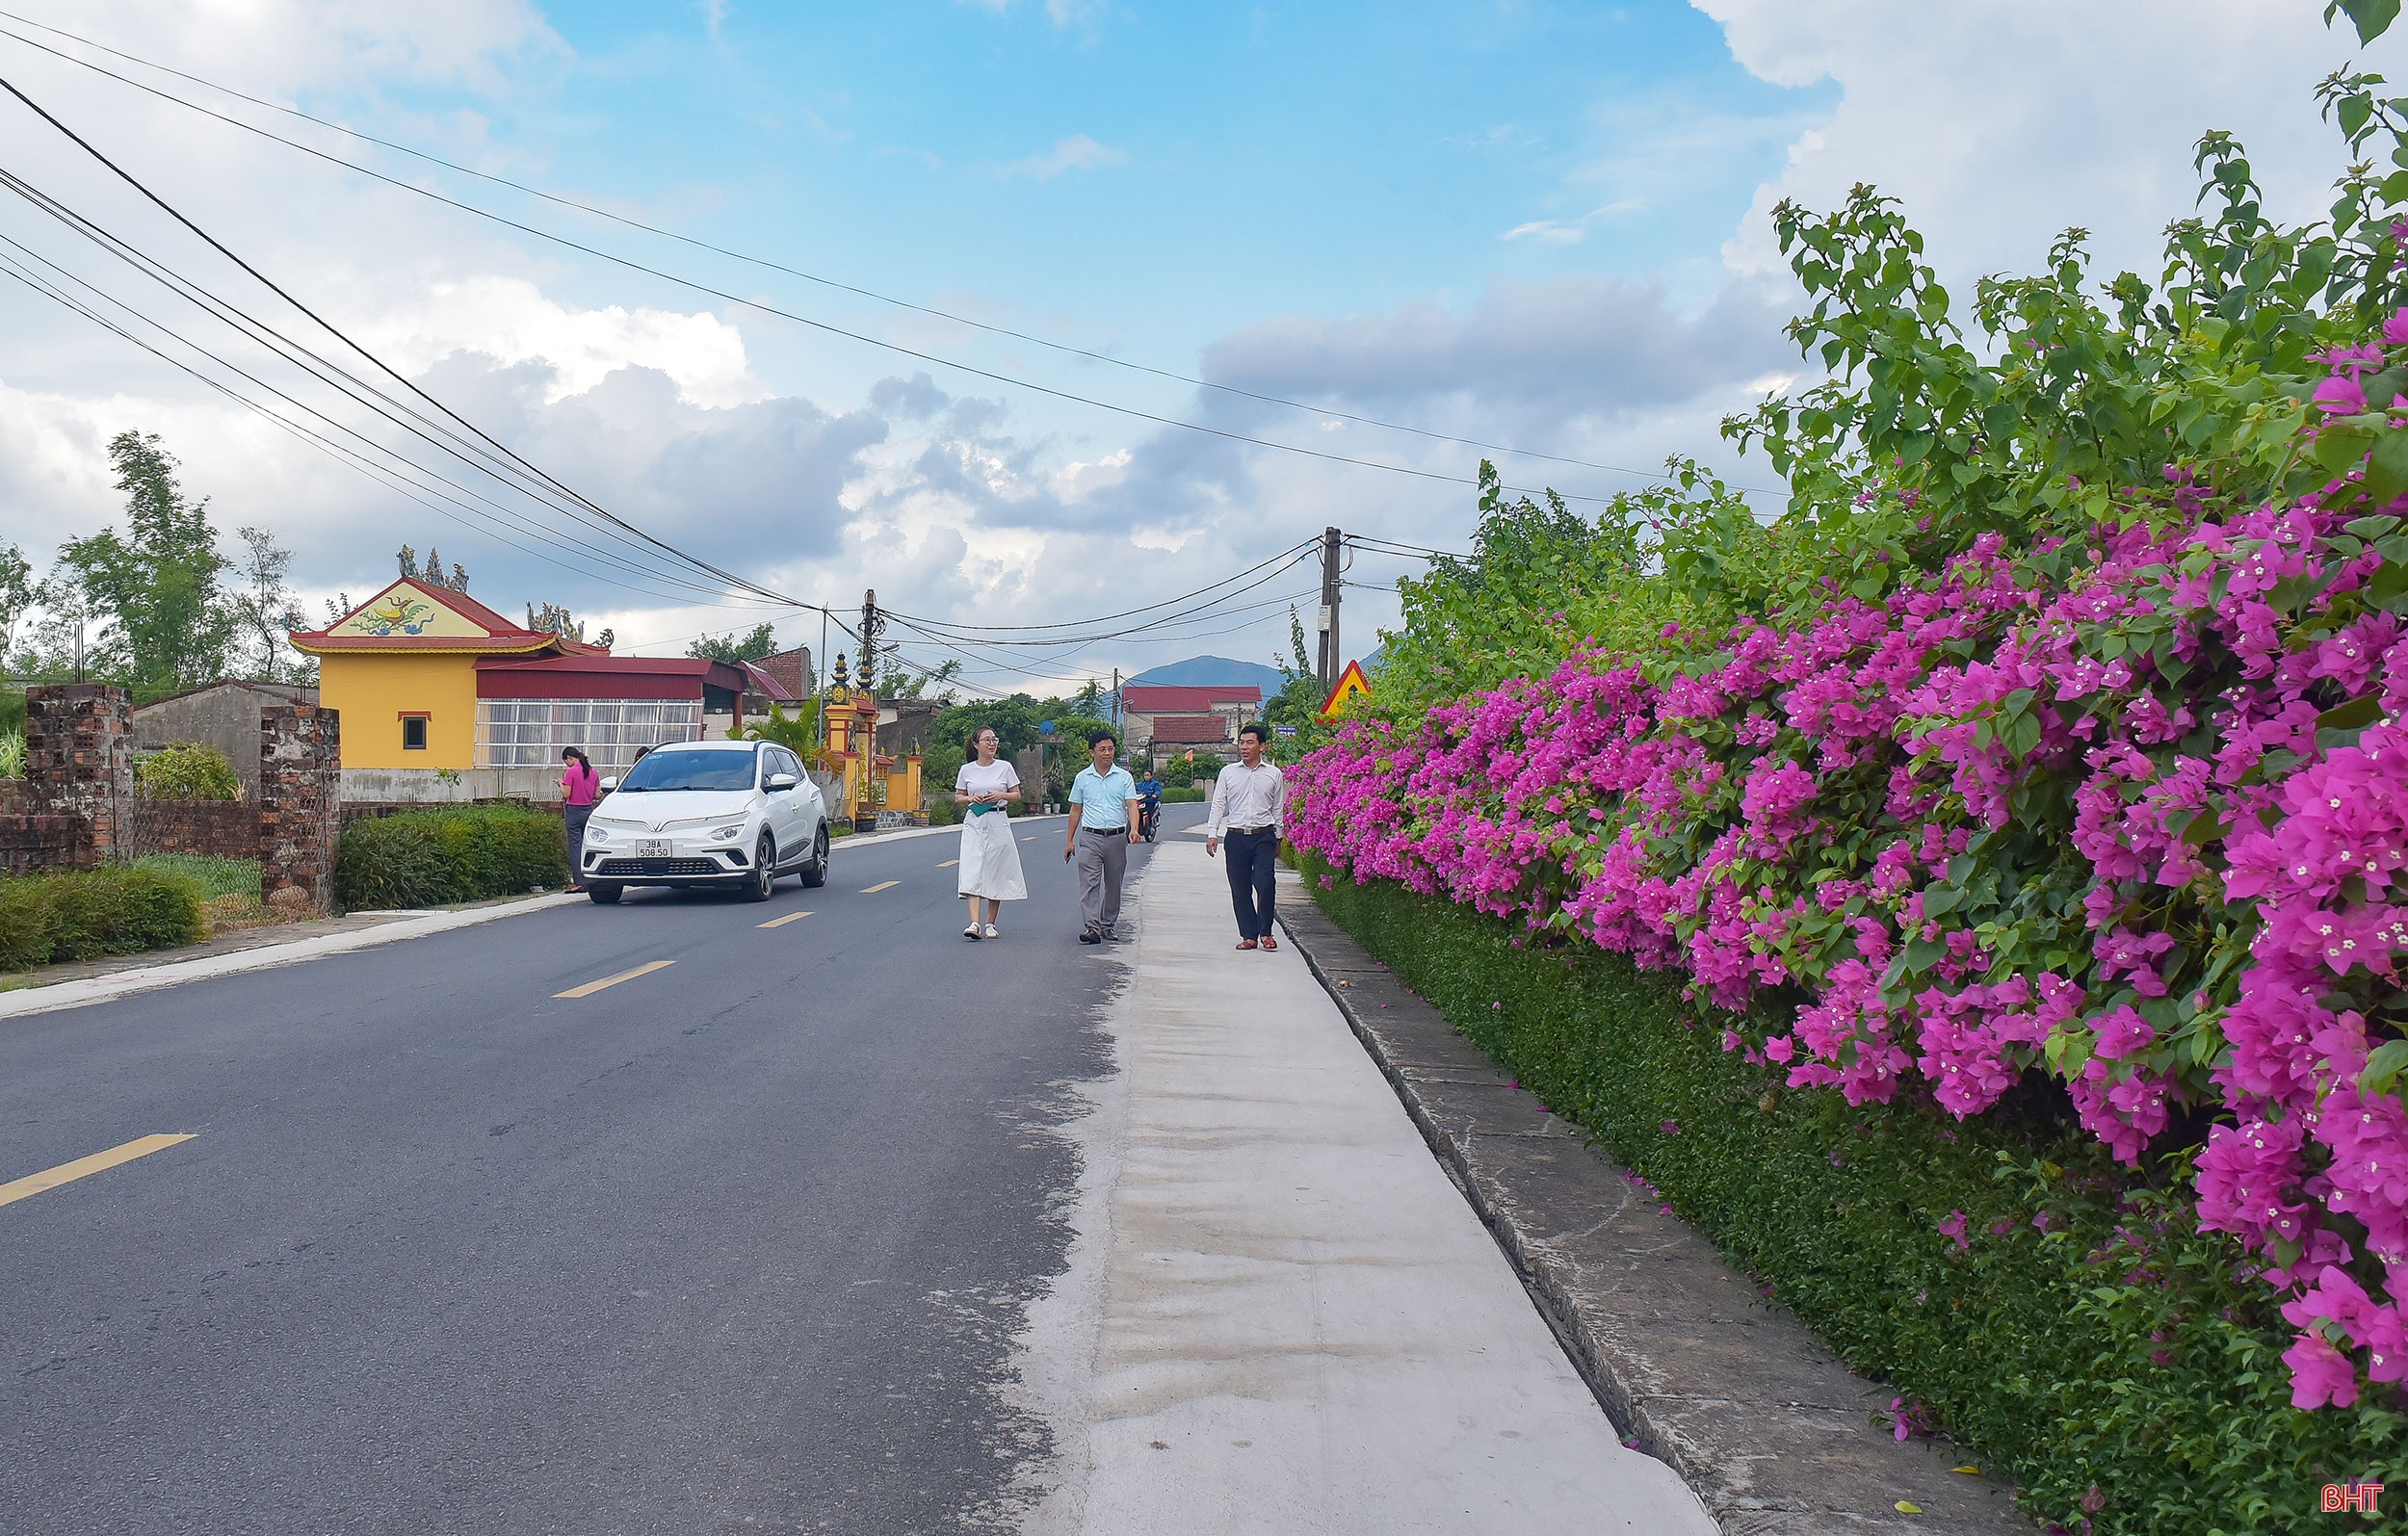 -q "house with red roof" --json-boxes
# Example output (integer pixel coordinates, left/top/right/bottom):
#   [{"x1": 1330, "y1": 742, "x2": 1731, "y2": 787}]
[
  {"x1": 1122, "y1": 682, "x2": 1261, "y2": 760},
  {"x1": 288, "y1": 576, "x2": 790, "y2": 799}
]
